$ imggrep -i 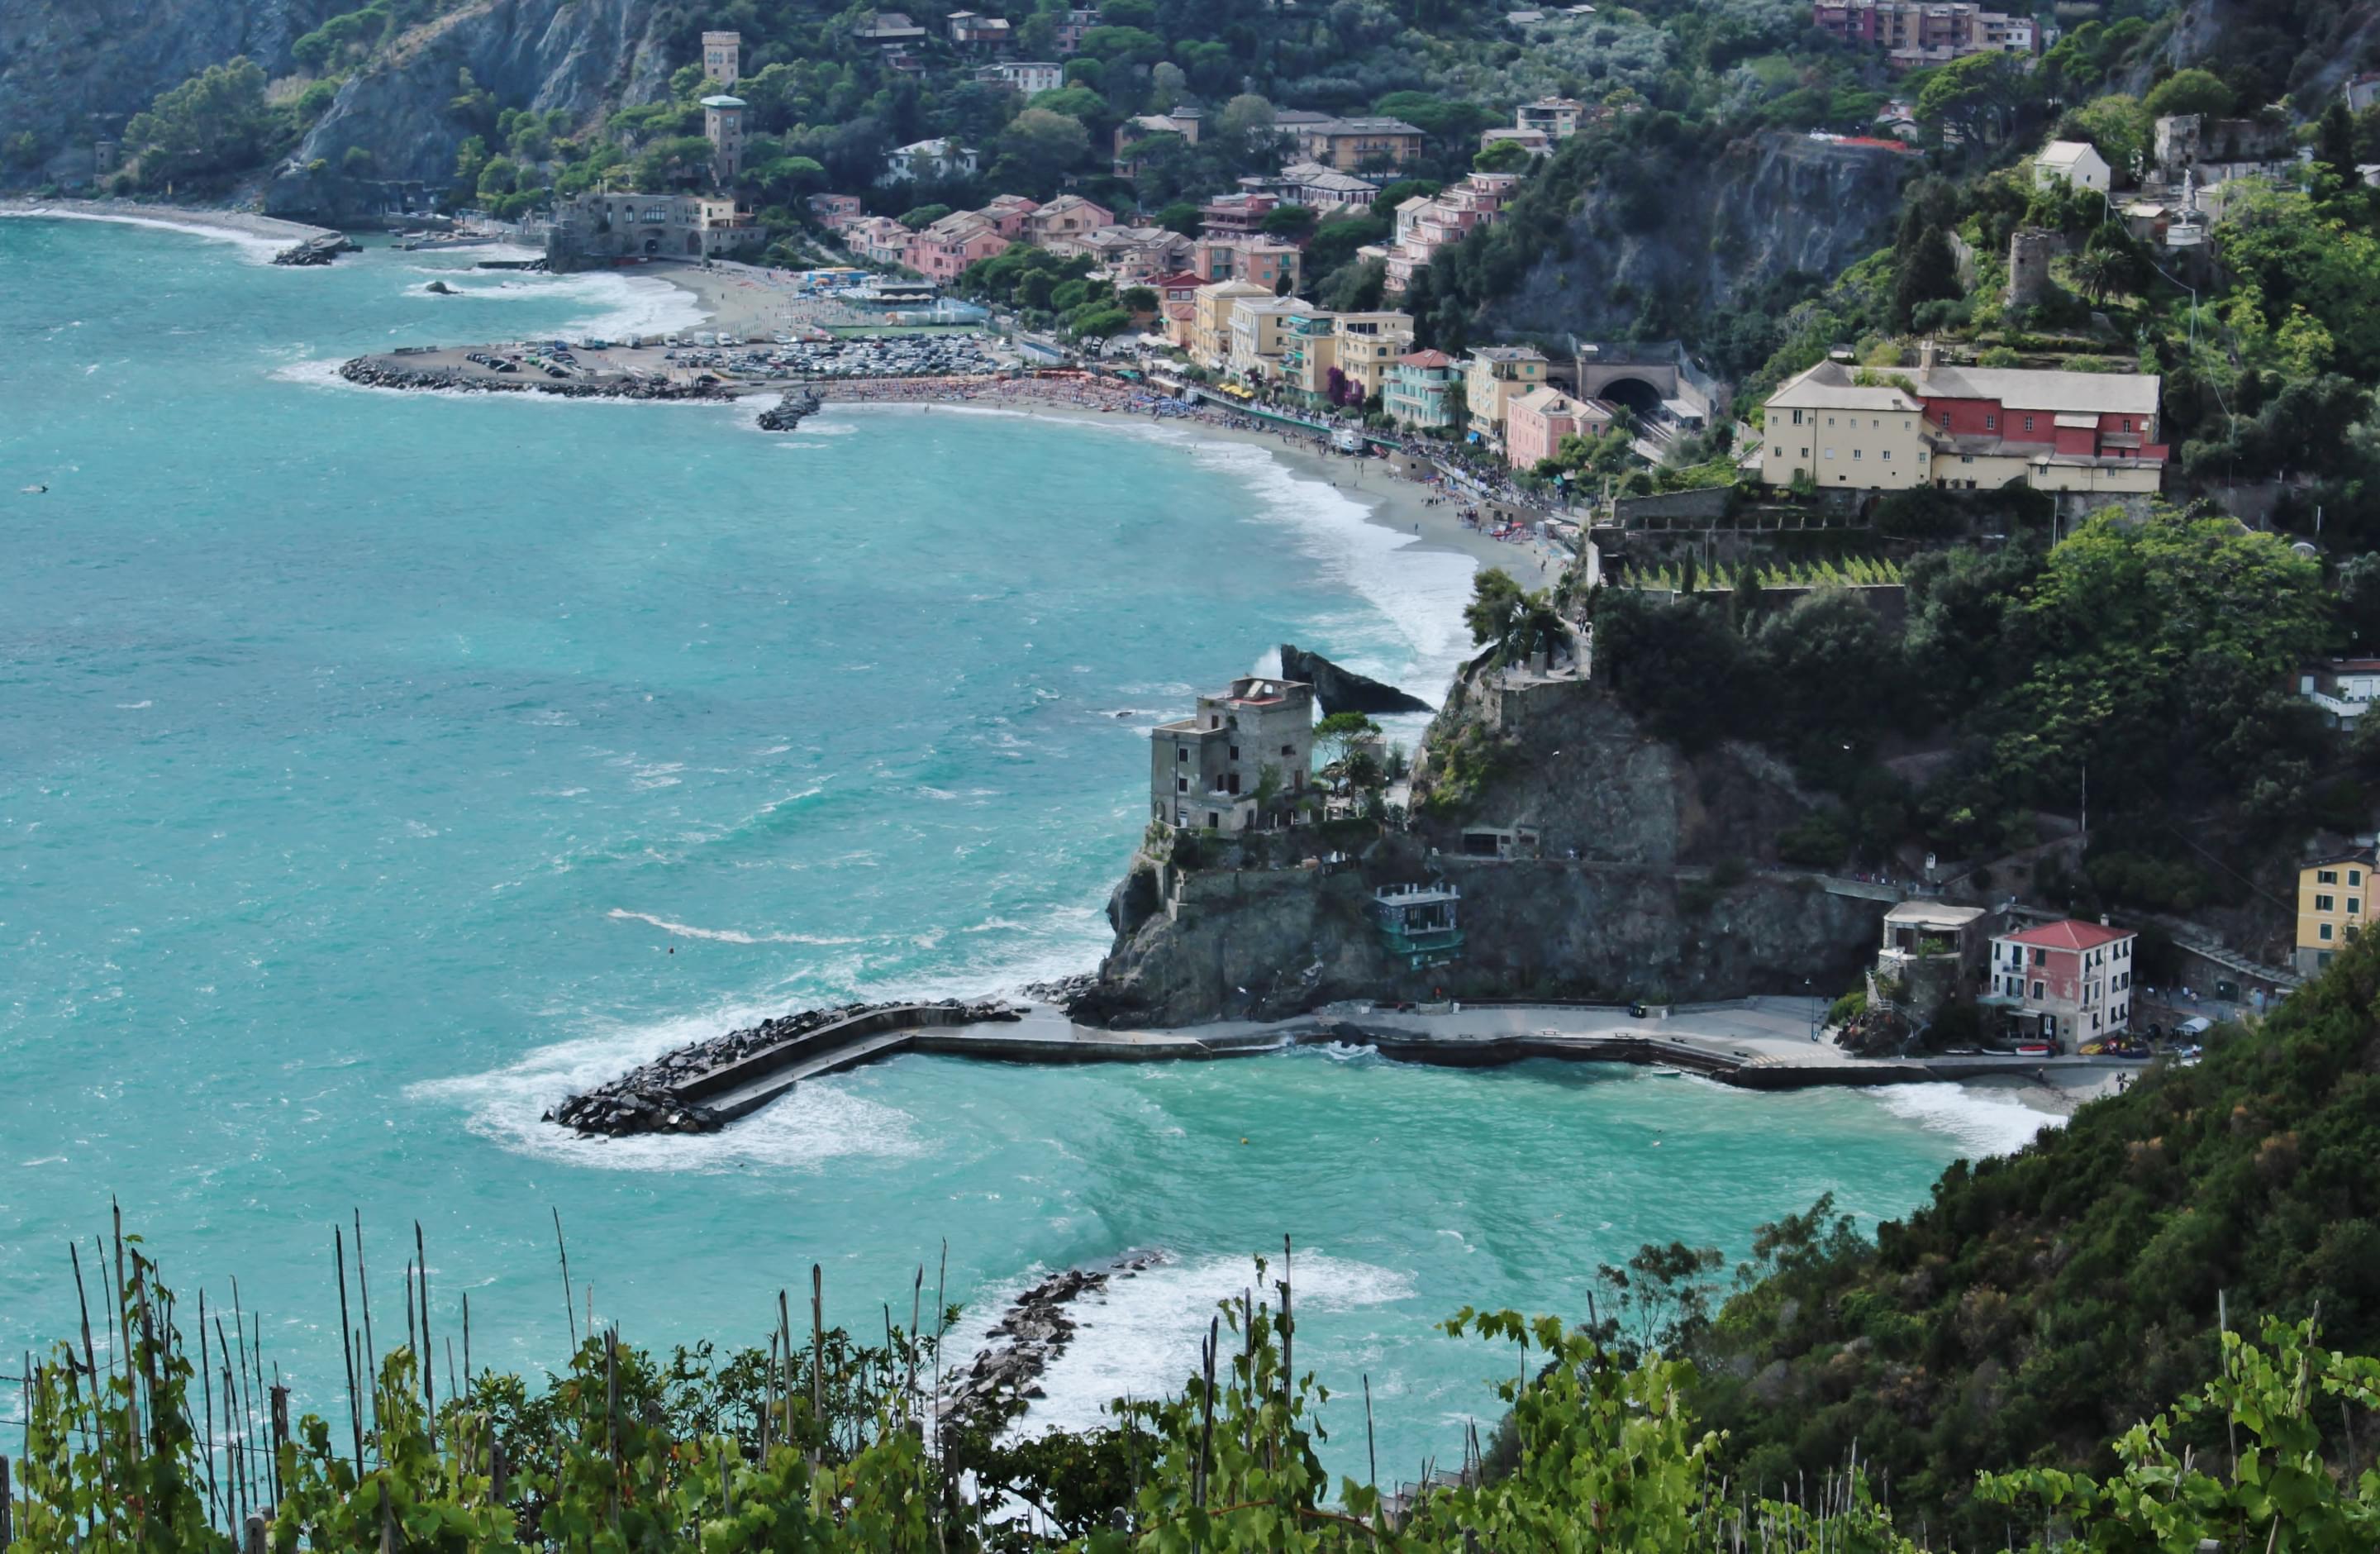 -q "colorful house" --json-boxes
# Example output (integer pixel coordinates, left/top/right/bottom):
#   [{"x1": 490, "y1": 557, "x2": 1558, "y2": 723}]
[
  {"x1": 2296, "y1": 849, "x2": 2374, "y2": 975},
  {"x1": 1504, "y1": 387, "x2": 1613, "y2": 470},
  {"x1": 1985, "y1": 918, "x2": 2138, "y2": 1051},
  {"x1": 1464, "y1": 346, "x2": 1549, "y2": 446},
  {"x1": 1385, "y1": 350, "x2": 1461, "y2": 430}
]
